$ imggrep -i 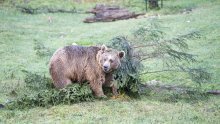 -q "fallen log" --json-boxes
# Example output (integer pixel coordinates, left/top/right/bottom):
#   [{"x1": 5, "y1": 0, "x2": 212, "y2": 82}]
[
  {"x1": 16, "y1": 6, "x2": 78, "y2": 14},
  {"x1": 206, "y1": 90, "x2": 220, "y2": 95},
  {"x1": 84, "y1": 4, "x2": 145, "y2": 23},
  {"x1": 86, "y1": 4, "x2": 121, "y2": 14}
]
